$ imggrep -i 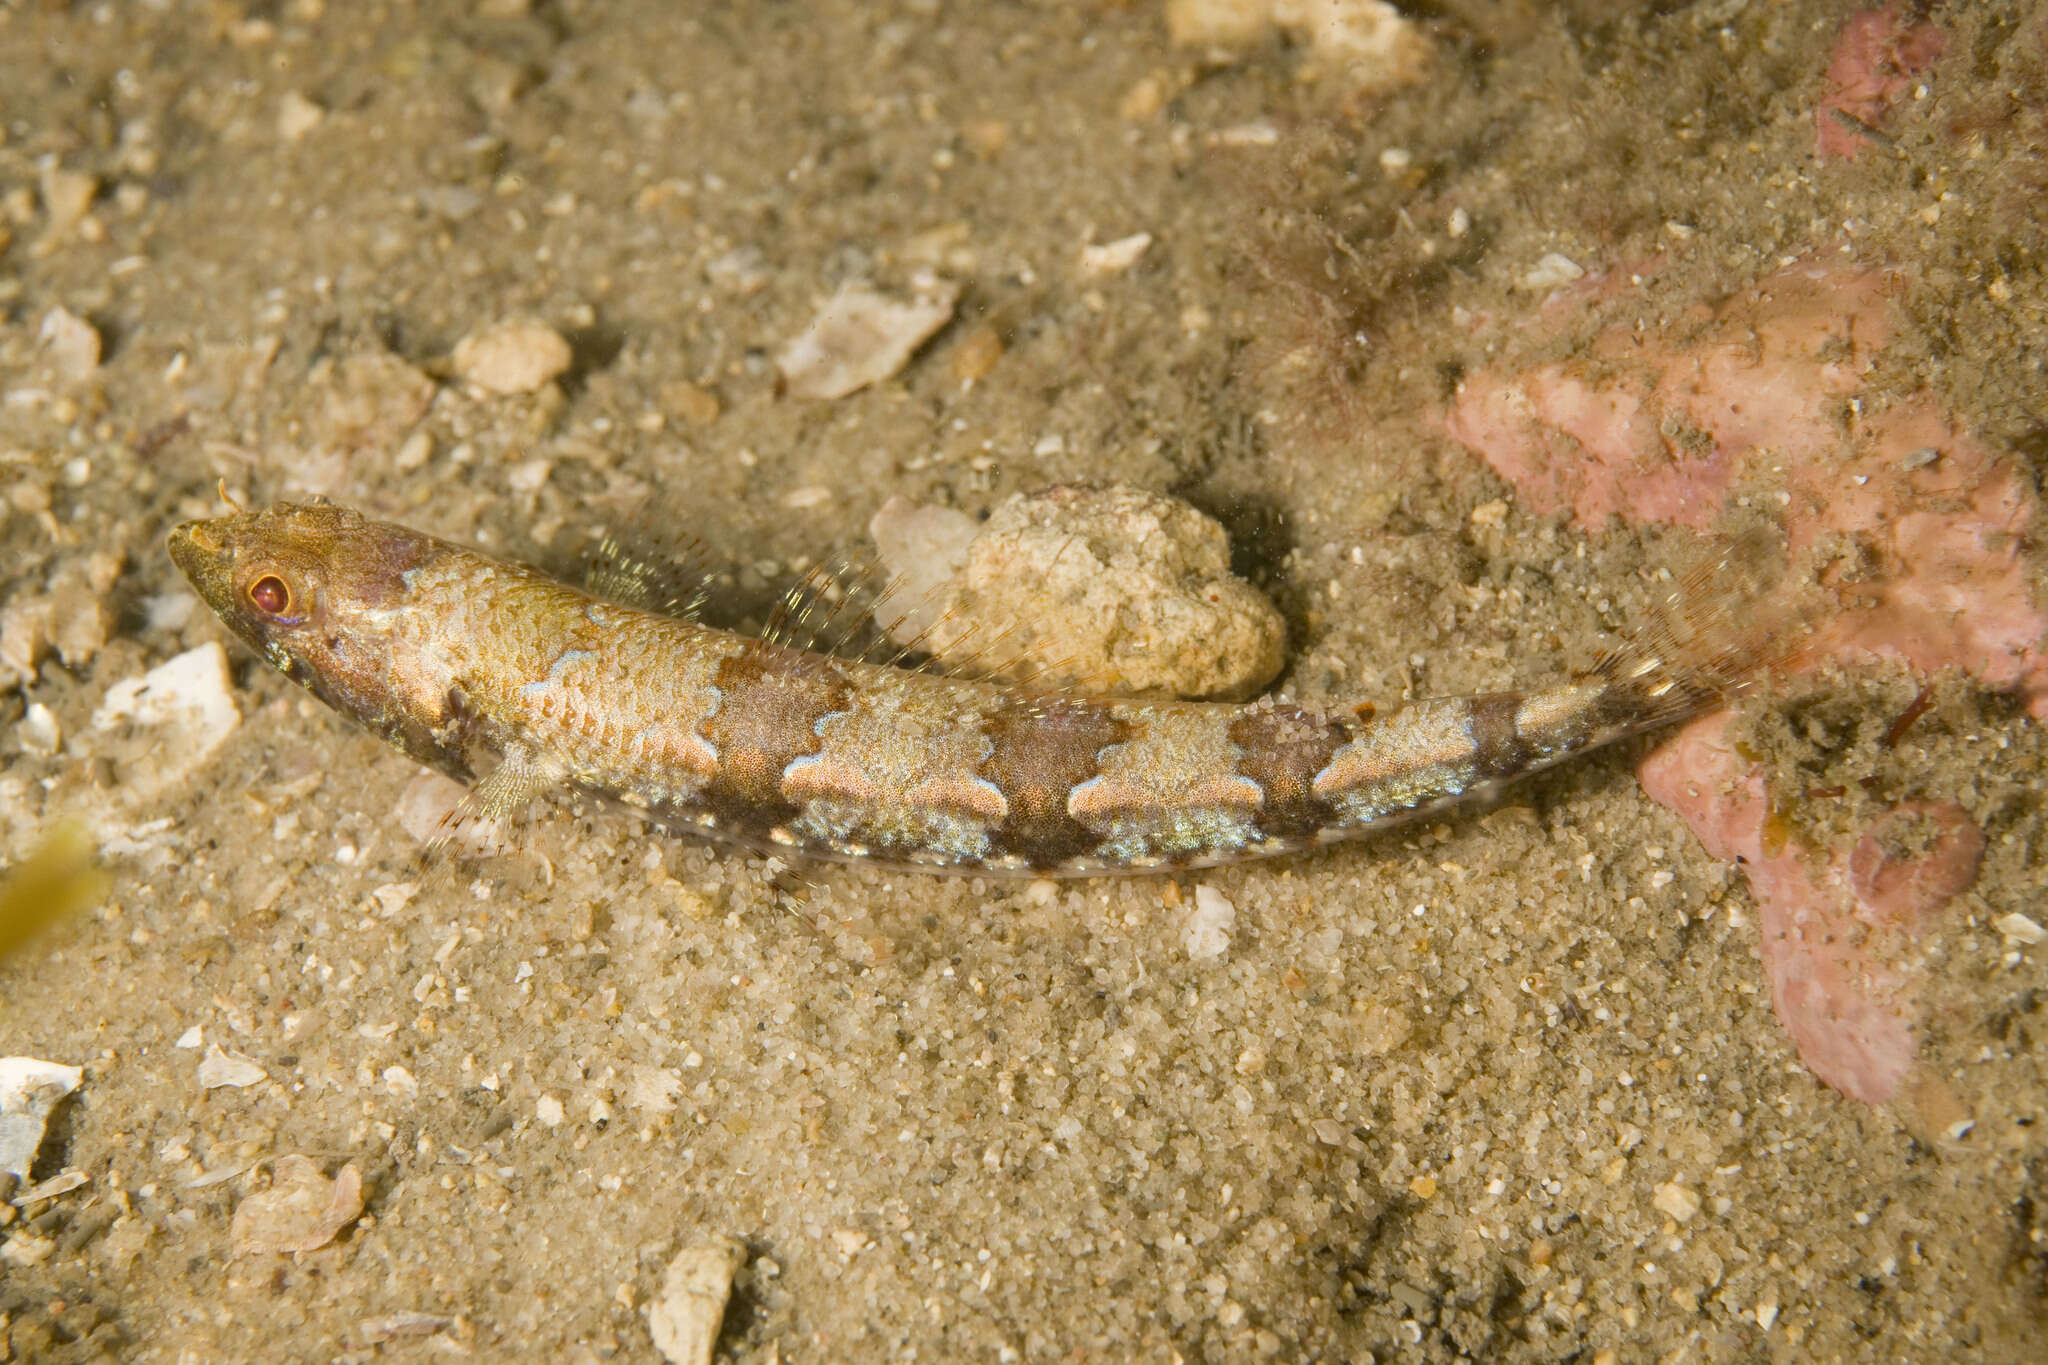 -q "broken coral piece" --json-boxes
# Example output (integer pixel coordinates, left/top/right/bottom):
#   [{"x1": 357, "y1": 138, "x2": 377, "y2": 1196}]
[
  {"x1": 870, "y1": 484, "x2": 1285, "y2": 700},
  {"x1": 1815, "y1": 7, "x2": 1946, "y2": 161},
  {"x1": 1165, "y1": 0, "x2": 1428, "y2": 95},
  {"x1": 777, "y1": 277, "x2": 959, "y2": 400},
  {"x1": 230, "y1": 1156, "x2": 366, "y2": 1255},
  {"x1": 1639, "y1": 715, "x2": 1984, "y2": 1103},
  {"x1": 0, "y1": 1057, "x2": 84, "y2": 1179}
]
